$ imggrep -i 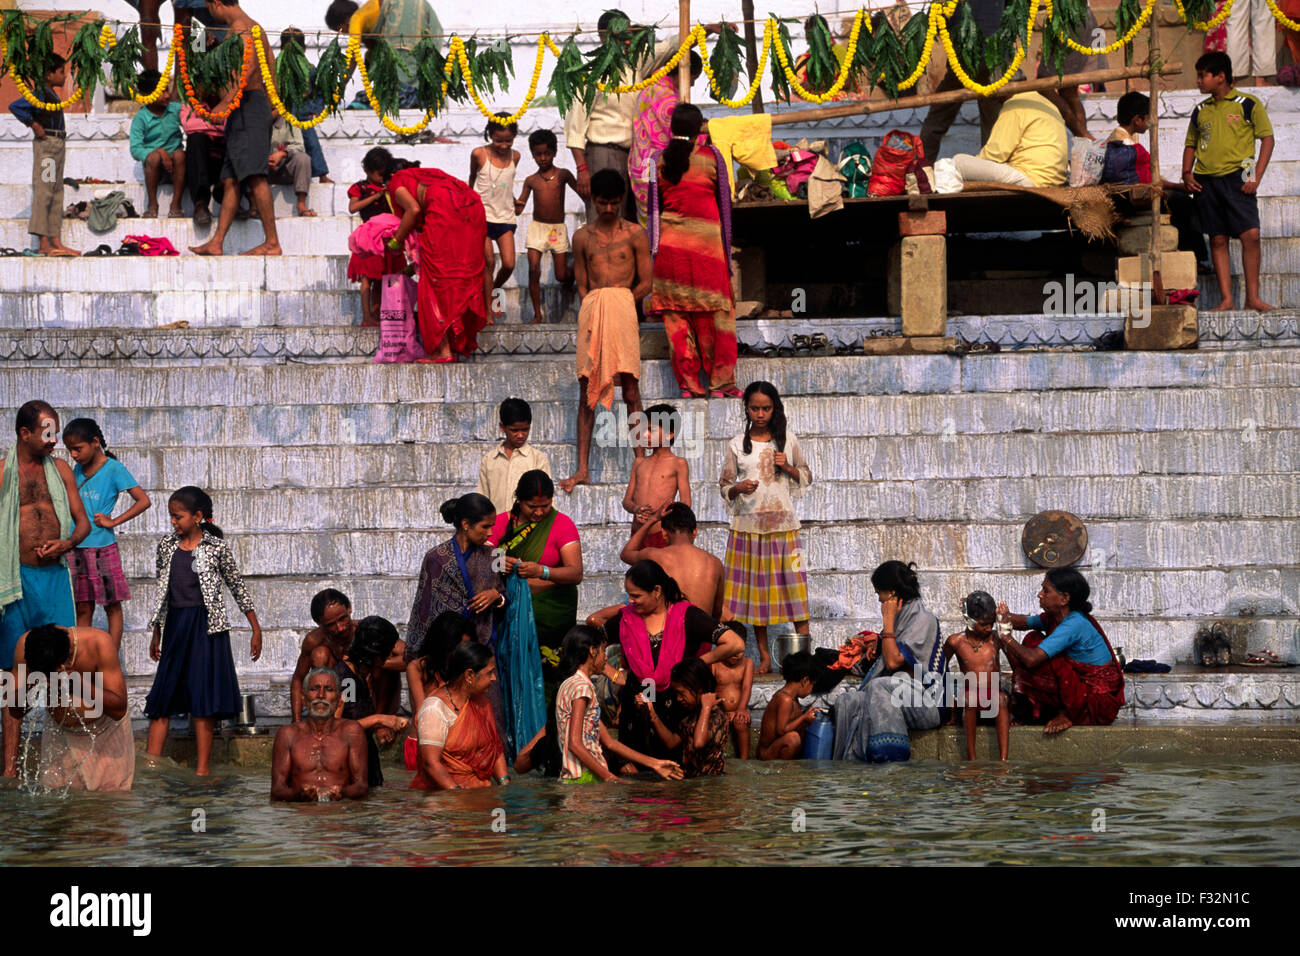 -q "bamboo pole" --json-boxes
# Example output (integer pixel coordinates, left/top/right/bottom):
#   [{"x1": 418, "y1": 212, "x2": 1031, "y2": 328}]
[
  {"x1": 679, "y1": 0, "x2": 691, "y2": 101},
  {"x1": 1146, "y1": 3, "x2": 1163, "y2": 303},
  {"x1": 741, "y1": 0, "x2": 765, "y2": 113},
  {"x1": 761, "y1": 62, "x2": 1181, "y2": 127}
]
